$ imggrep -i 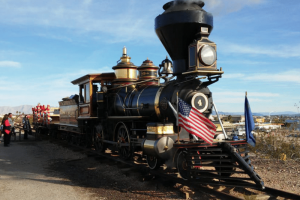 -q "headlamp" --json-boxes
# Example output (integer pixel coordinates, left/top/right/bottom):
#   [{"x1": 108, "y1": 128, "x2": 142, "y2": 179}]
[{"x1": 199, "y1": 44, "x2": 217, "y2": 66}]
